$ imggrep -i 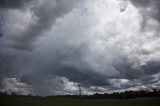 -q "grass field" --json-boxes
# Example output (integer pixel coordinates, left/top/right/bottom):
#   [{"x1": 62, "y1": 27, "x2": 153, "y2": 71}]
[{"x1": 0, "y1": 96, "x2": 160, "y2": 106}]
